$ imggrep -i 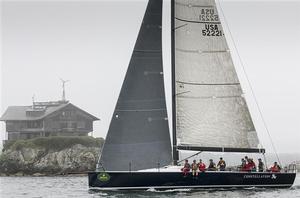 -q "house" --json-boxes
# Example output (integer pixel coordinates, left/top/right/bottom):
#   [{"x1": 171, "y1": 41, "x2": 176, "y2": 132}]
[{"x1": 0, "y1": 100, "x2": 99, "y2": 140}]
